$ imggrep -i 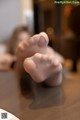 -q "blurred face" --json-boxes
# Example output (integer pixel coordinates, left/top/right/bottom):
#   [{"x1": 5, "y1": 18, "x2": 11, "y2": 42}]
[{"x1": 17, "y1": 31, "x2": 29, "y2": 42}]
